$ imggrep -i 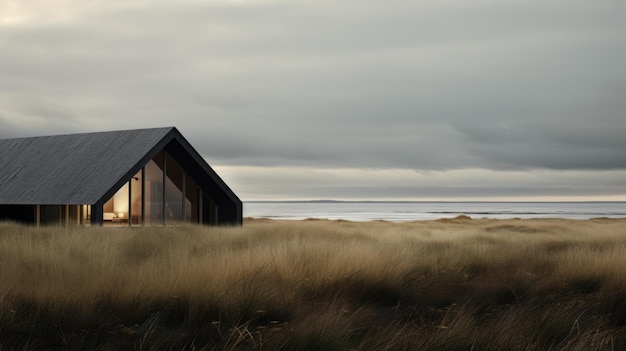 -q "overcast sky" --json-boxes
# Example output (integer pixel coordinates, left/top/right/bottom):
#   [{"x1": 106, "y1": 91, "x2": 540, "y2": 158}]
[{"x1": 1, "y1": 0, "x2": 625, "y2": 201}]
